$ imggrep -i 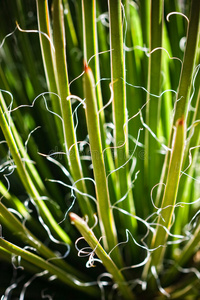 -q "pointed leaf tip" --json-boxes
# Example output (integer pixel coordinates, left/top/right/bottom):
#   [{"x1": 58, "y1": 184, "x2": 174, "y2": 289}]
[
  {"x1": 69, "y1": 212, "x2": 77, "y2": 222},
  {"x1": 84, "y1": 61, "x2": 91, "y2": 73},
  {"x1": 177, "y1": 117, "x2": 184, "y2": 126}
]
